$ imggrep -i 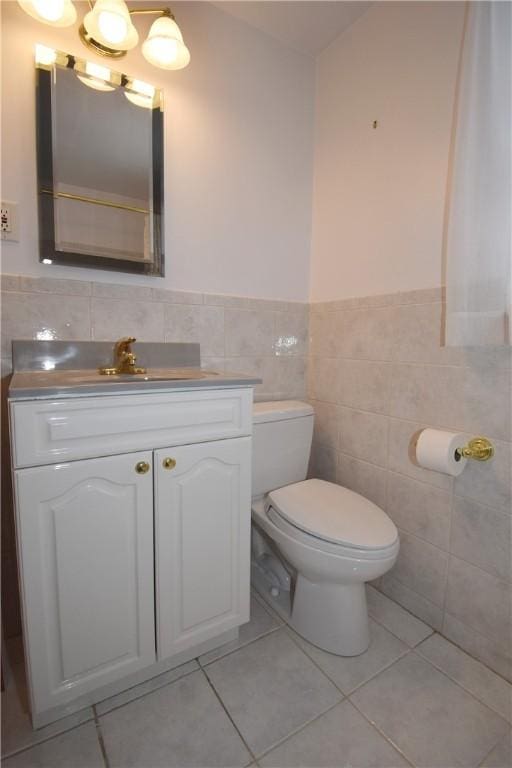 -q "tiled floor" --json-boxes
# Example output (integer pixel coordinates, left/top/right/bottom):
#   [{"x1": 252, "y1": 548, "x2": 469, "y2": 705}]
[{"x1": 2, "y1": 588, "x2": 511, "y2": 768}]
